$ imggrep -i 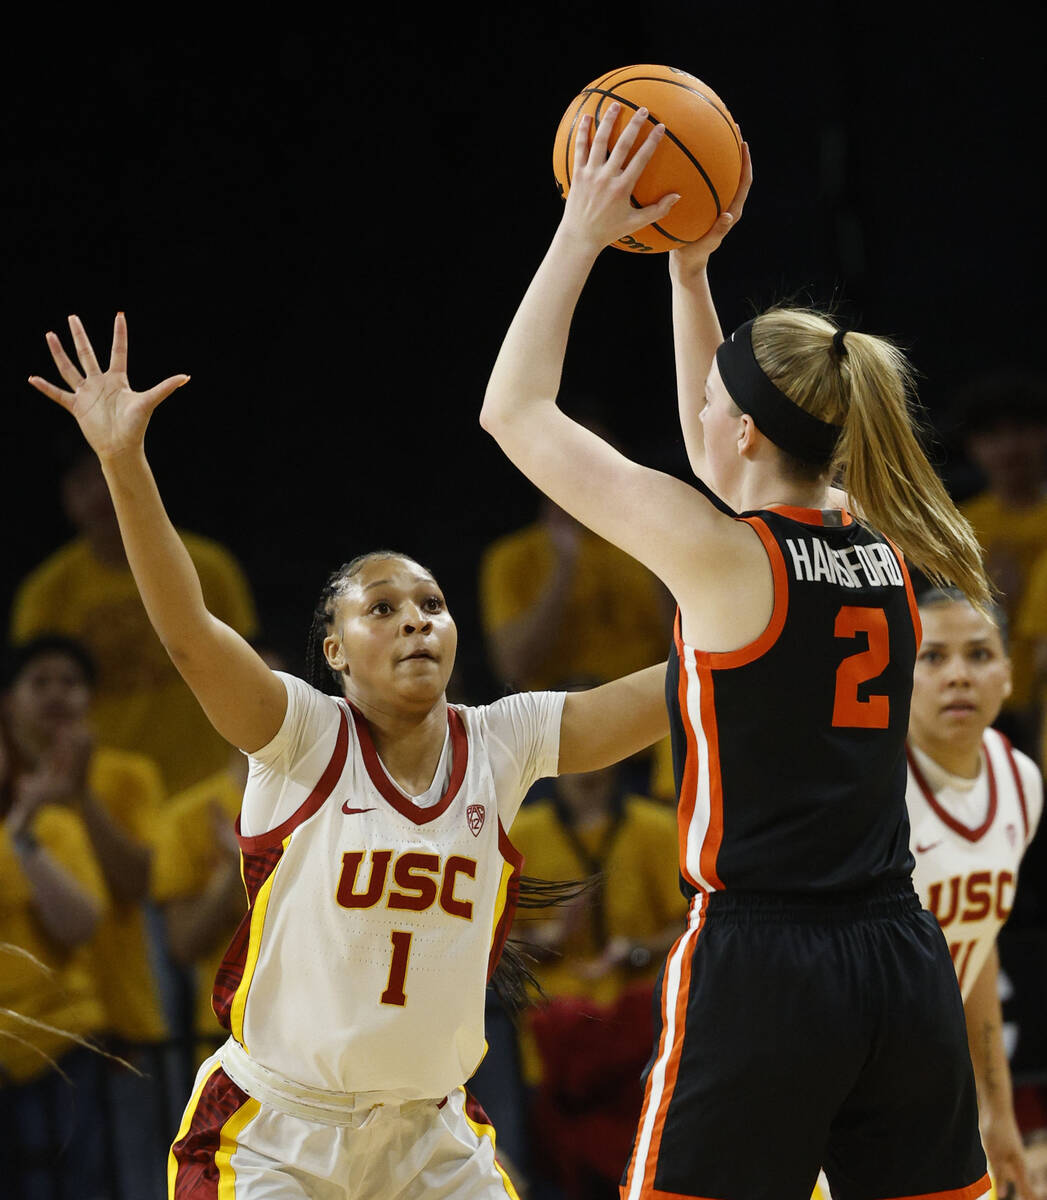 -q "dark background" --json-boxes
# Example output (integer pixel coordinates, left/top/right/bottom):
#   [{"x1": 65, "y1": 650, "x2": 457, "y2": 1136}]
[{"x1": 5, "y1": 5, "x2": 1044, "y2": 697}]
